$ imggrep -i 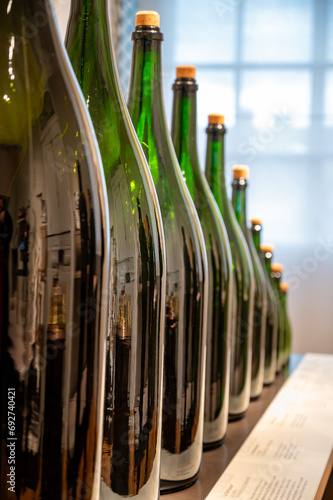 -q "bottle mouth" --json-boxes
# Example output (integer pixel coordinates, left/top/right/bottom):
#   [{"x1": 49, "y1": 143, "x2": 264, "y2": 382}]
[
  {"x1": 206, "y1": 123, "x2": 227, "y2": 135},
  {"x1": 131, "y1": 25, "x2": 164, "y2": 40},
  {"x1": 232, "y1": 178, "x2": 248, "y2": 188},
  {"x1": 172, "y1": 78, "x2": 198, "y2": 91}
]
